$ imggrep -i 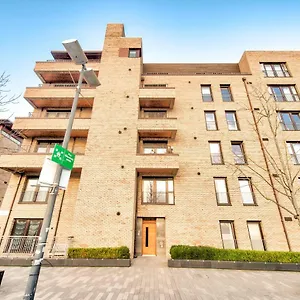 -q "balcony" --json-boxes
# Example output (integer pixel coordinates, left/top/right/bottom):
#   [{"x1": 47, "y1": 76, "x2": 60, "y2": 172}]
[
  {"x1": 24, "y1": 84, "x2": 95, "y2": 108},
  {"x1": 138, "y1": 118, "x2": 177, "y2": 139},
  {"x1": 135, "y1": 154, "x2": 179, "y2": 176},
  {"x1": 34, "y1": 61, "x2": 100, "y2": 83},
  {"x1": 139, "y1": 87, "x2": 175, "y2": 108},
  {"x1": 13, "y1": 117, "x2": 90, "y2": 138},
  {"x1": 0, "y1": 153, "x2": 84, "y2": 173},
  {"x1": 1, "y1": 236, "x2": 39, "y2": 255}
]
